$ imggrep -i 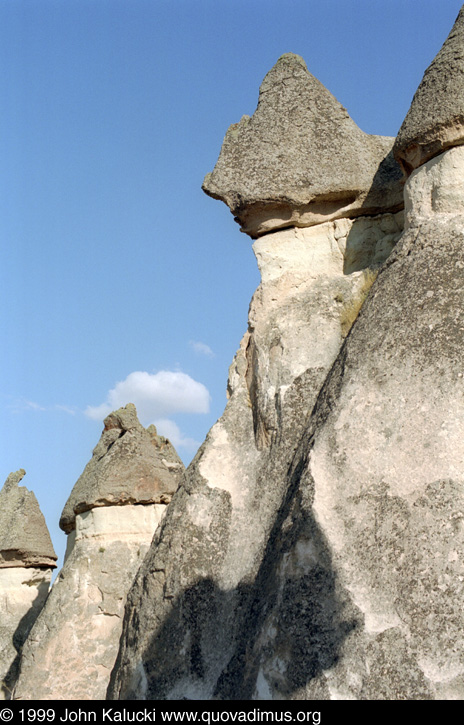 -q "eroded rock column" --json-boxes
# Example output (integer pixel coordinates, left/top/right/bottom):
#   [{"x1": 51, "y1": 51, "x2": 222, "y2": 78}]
[
  {"x1": 0, "y1": 470, "x2": 56, "y2": 700},
  {"x1": 109, "y1": 54, "x2": 404, "y2": 700},
  {"x1": 14, "y1": 404, "x2": 183, "y2": 700}
]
